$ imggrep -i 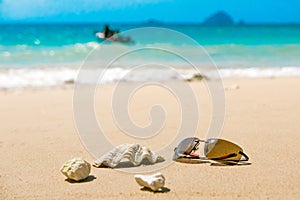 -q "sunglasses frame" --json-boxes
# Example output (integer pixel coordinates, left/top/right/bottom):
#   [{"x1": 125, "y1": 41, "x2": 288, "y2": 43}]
[{"x1": 174, "y1": 137, "x2": 249, "y2": 163}]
